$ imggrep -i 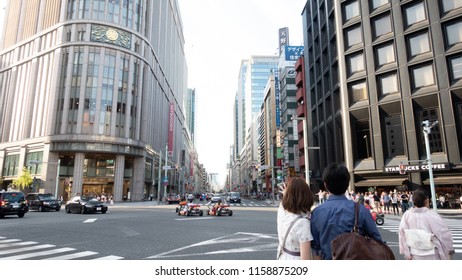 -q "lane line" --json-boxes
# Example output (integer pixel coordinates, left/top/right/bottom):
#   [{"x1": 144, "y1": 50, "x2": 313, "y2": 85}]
[
  {"x1": 0, "y1": 247, "x2": 75, "y2": 260},
  {"x1": 44, "y1": 251, "x2": 99, "y2": 260}
]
